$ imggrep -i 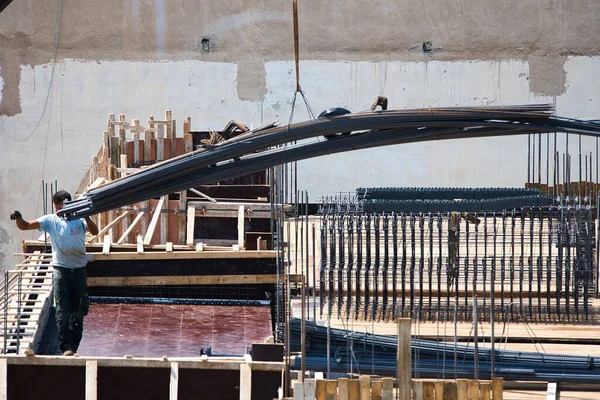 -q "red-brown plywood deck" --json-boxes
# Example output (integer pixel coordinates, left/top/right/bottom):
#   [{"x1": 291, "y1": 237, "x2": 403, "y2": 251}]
[{"x1": 77, "y1": 304, "x2": 273, "y2": 357}]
